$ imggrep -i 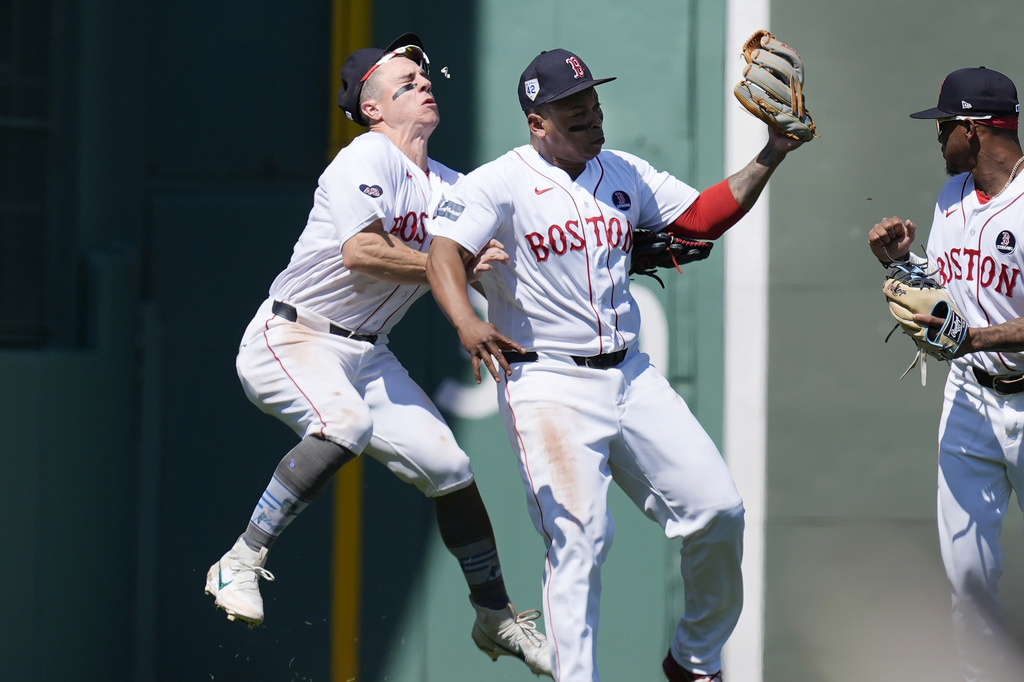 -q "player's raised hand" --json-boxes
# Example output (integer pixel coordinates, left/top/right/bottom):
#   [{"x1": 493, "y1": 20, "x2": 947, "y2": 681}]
[
  {"x1": 467, "y1": 239, "x2": 509, "y2": 284},
  {"x1": 869, "y1": 216, "x2": 917, "y2": 264},
  {"x1": 766, "y1": 125, "x2": 805, "y2": 155}
]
